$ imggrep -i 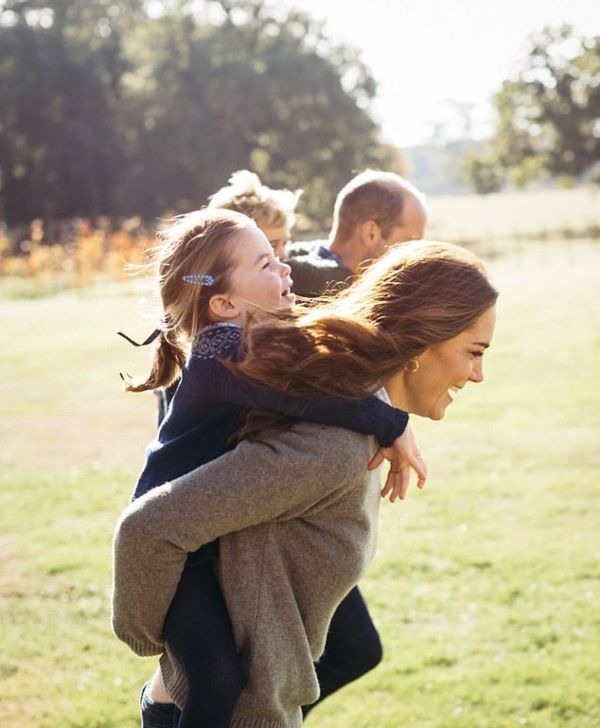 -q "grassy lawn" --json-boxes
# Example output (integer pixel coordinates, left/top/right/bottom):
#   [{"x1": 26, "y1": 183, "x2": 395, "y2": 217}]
[
  {"x1": 427, "y1": 187, "x2": 600, "y2": 251},
  {"x1": 1, "y1": 242, "x2": 599, "y2": 727}
]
